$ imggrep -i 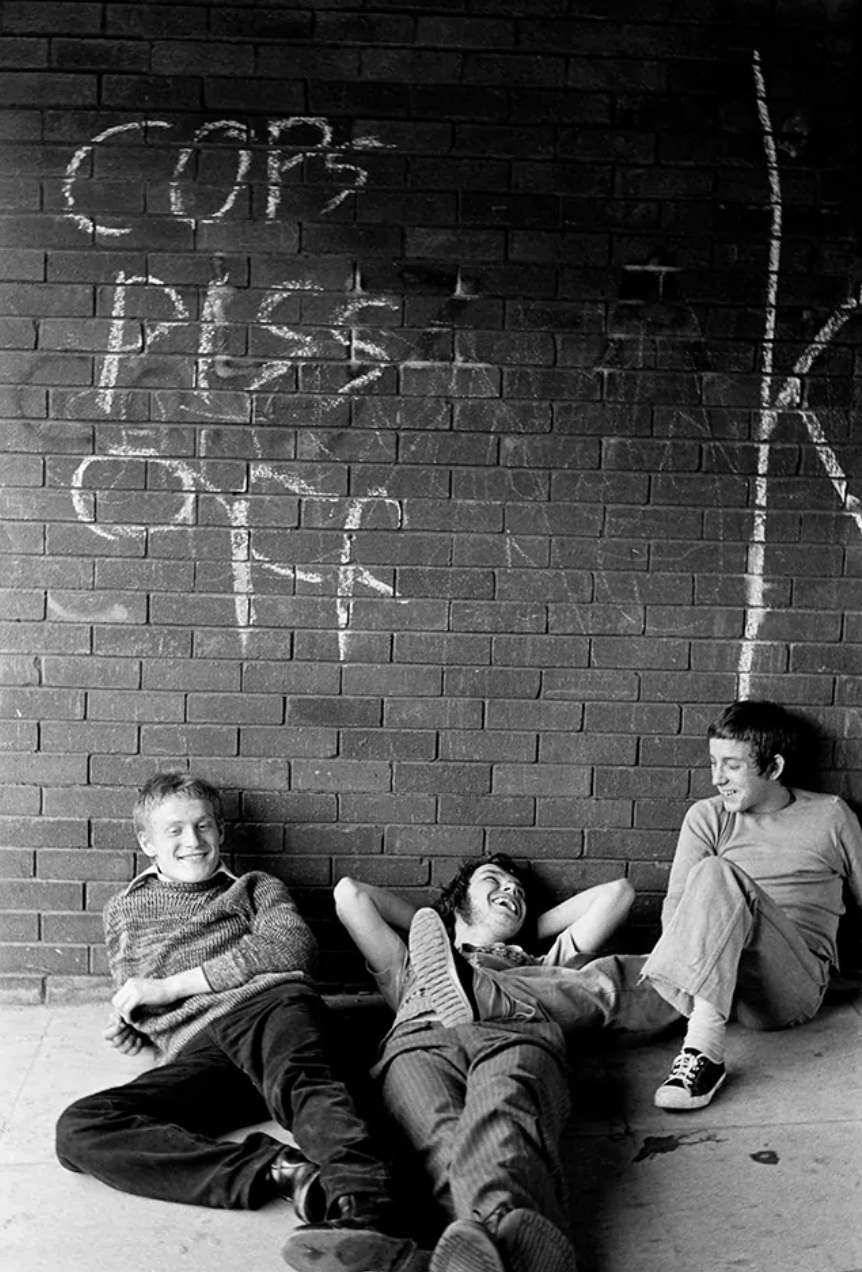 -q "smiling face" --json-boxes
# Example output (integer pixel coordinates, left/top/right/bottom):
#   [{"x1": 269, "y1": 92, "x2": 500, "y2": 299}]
[
  {"x1": 455, "y1": 862, "x2": 527, "y2": 946},
  {"x1": 709, "y1": 737, "x2": 788, "y2": 815},
  {"x1": 137, "y1": 794, "x2": 224, "y2": 883}
]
